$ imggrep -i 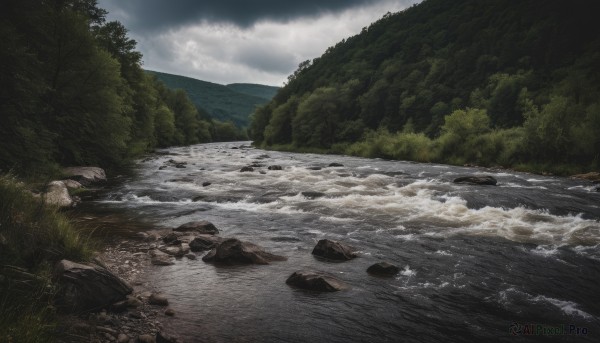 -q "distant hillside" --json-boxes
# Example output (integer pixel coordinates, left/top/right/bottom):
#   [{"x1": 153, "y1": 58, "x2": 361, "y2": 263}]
[
  {"x1": 250, "y1": 0, "x2": 600, "y2": 174},
  {"x1": 226, "y1": 83, "x2": 279, "y2": 100},
  {"x1": 147, "y1": 71, "x2": 278, "y2": 127}
]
